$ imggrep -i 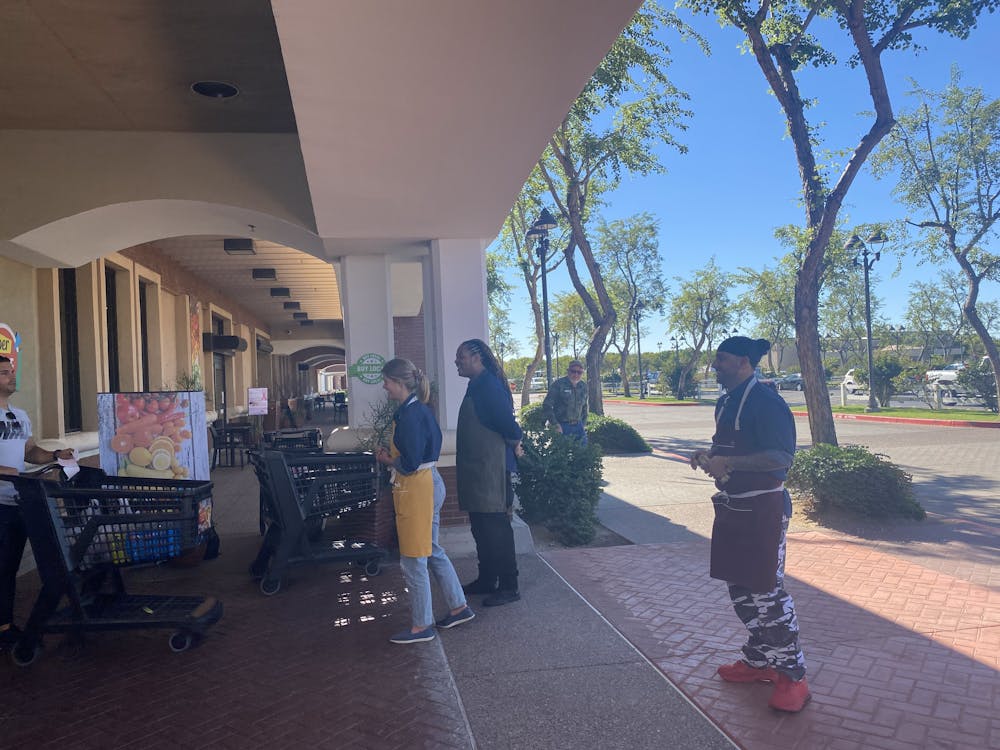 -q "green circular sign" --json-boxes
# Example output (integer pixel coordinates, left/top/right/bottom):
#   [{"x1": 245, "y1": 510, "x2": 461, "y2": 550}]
[{"x1": 351, "y1": 353, "x2": 386, "y2": 385}]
